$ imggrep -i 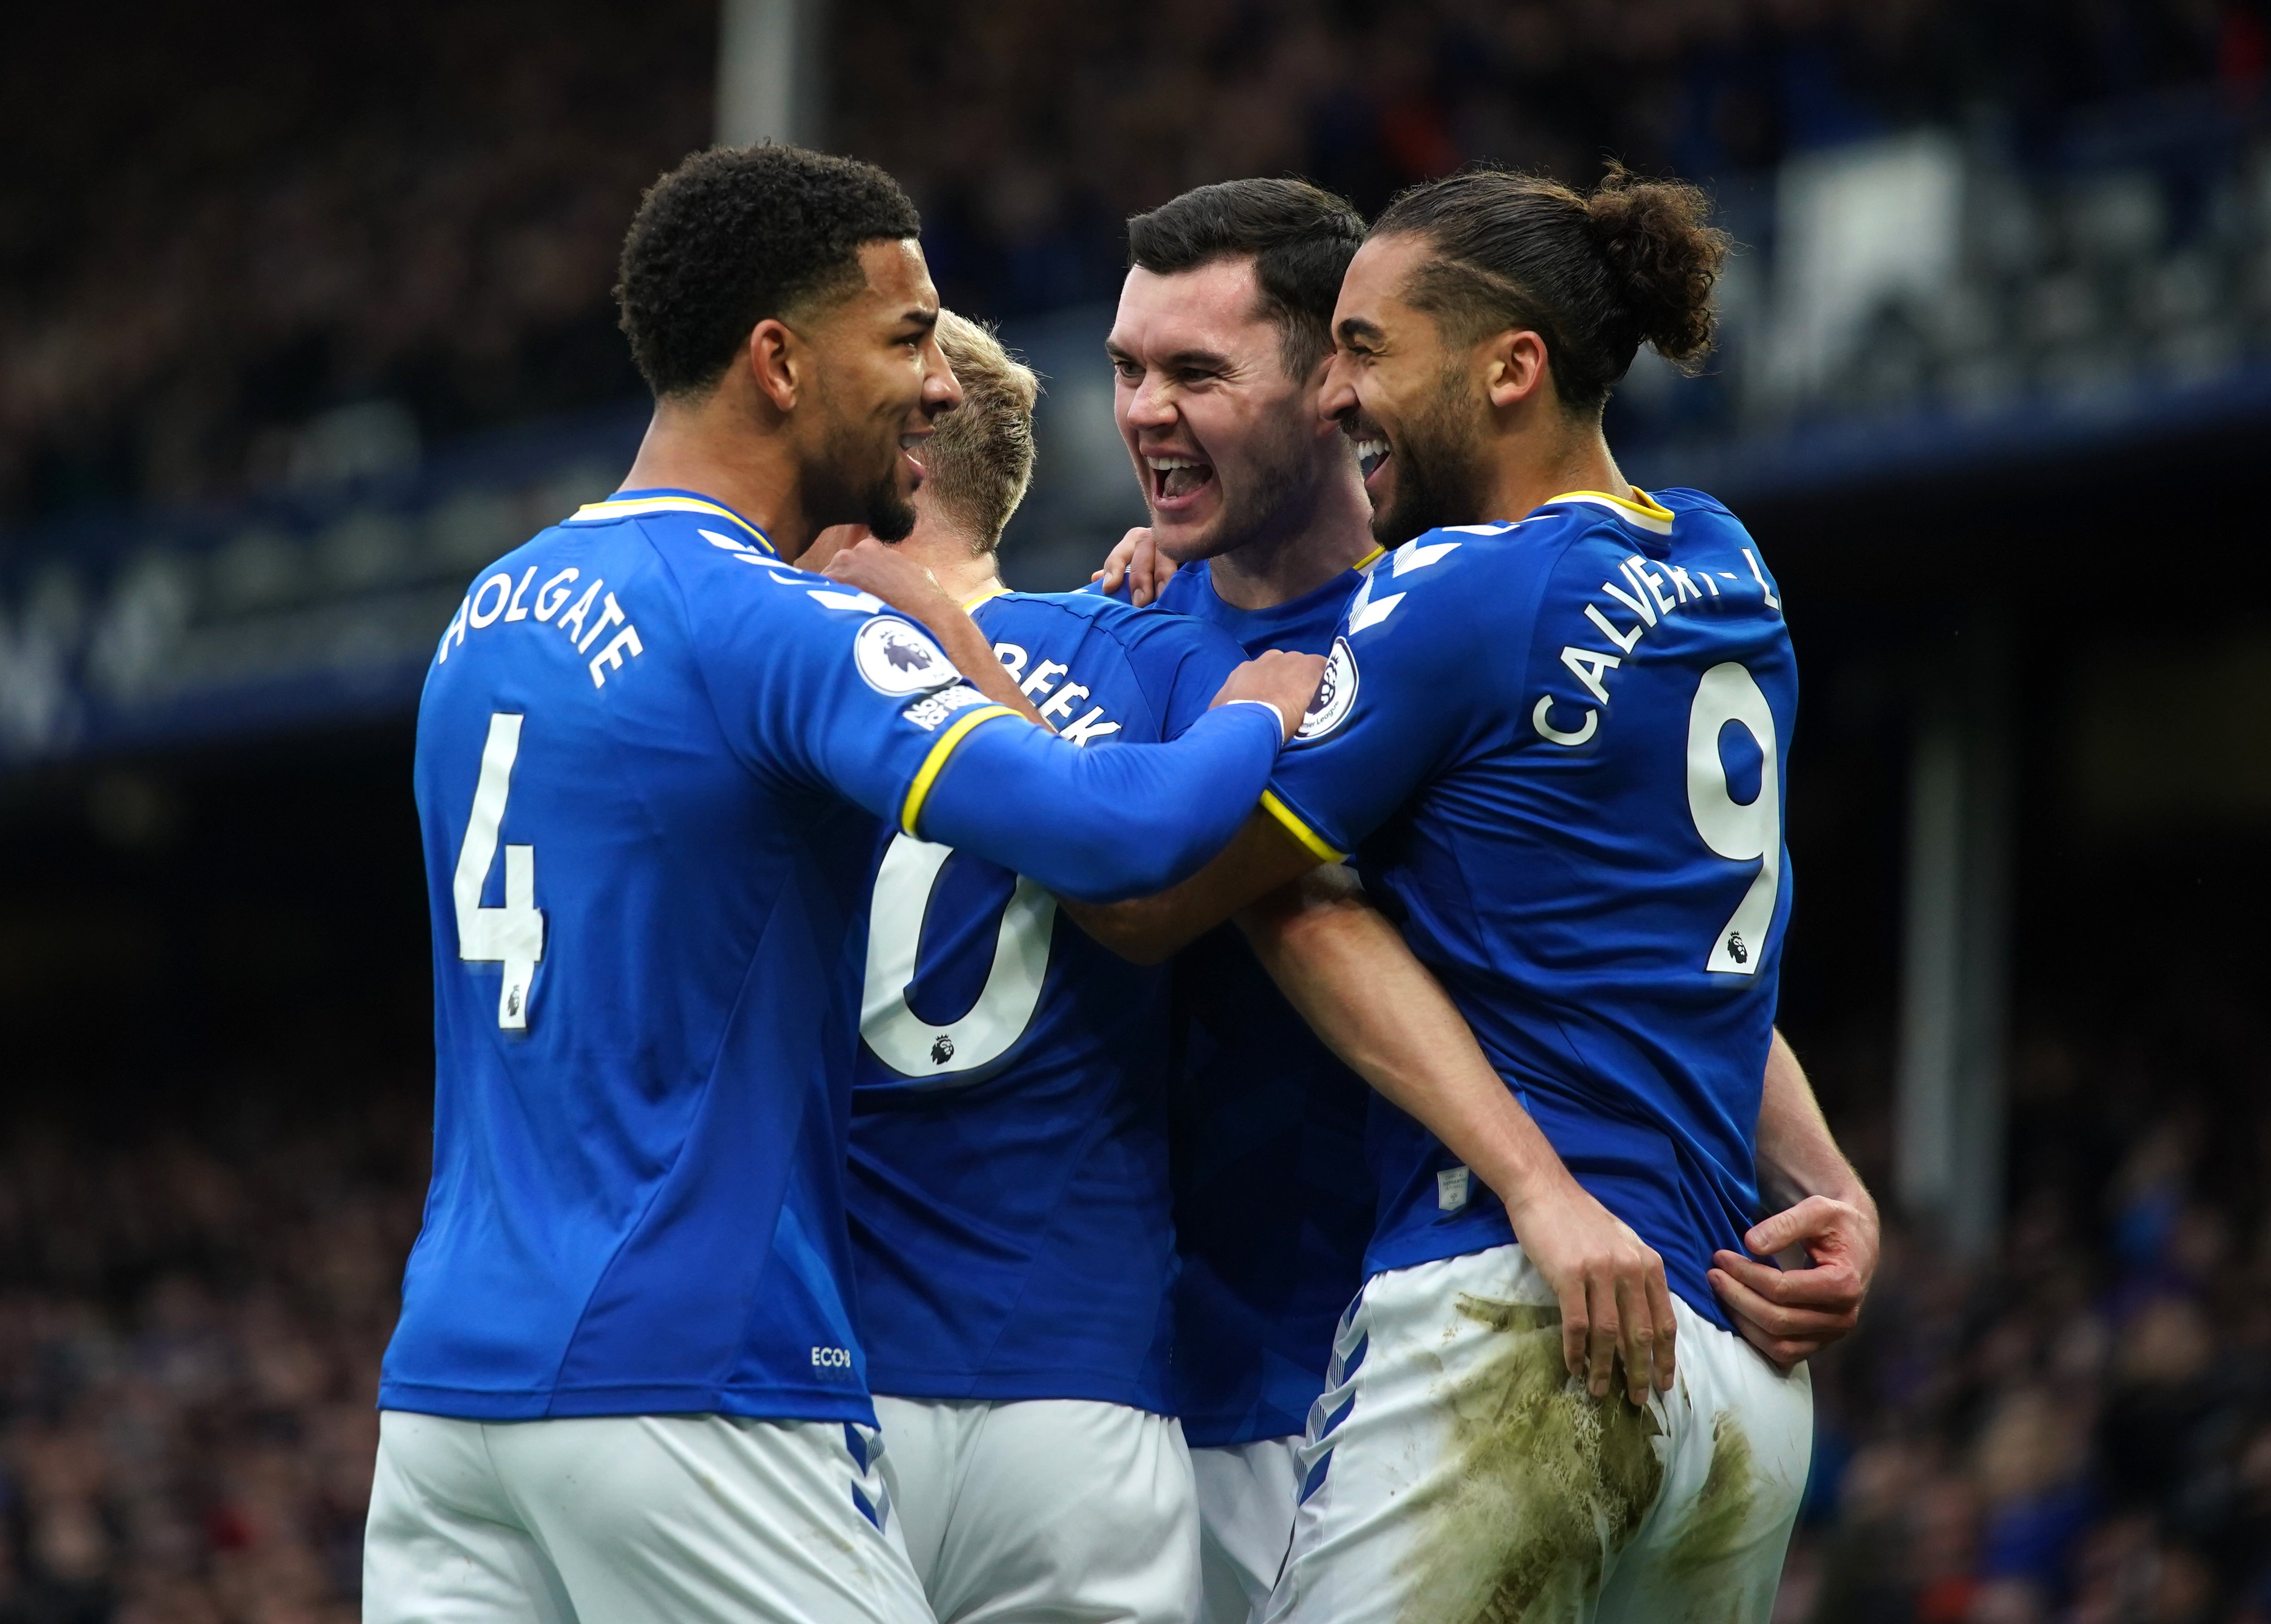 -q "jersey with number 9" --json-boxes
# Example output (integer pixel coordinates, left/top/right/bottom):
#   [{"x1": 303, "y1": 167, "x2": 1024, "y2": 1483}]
[{"x1": 1262, "y1": 488, "x2": 1797, "y2": 1328}]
